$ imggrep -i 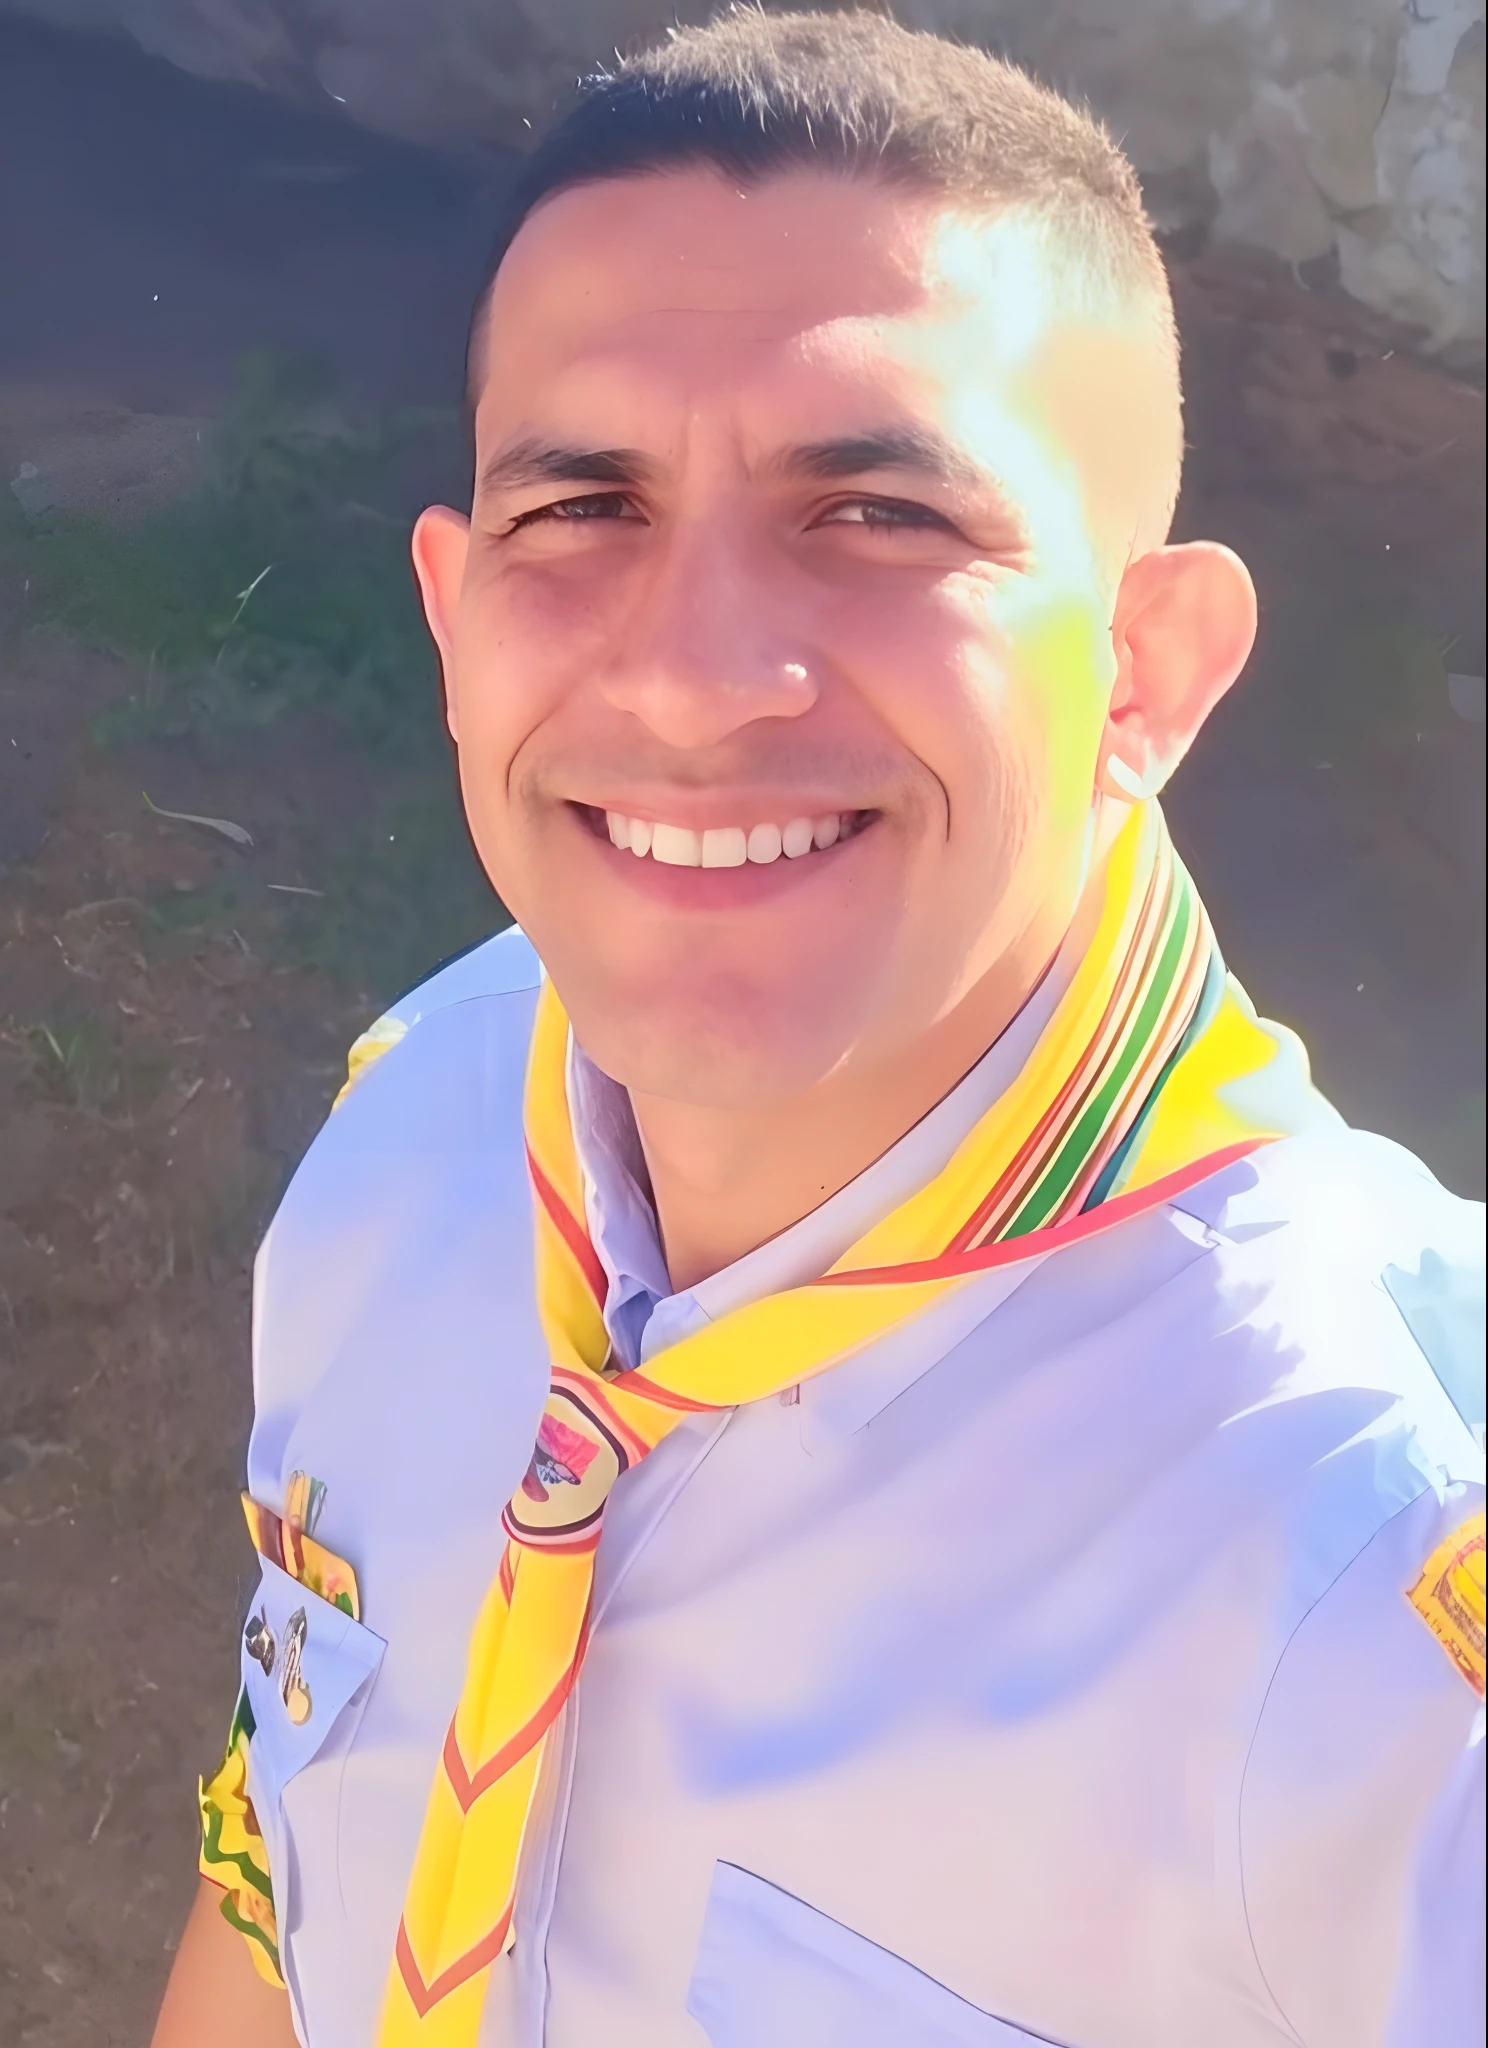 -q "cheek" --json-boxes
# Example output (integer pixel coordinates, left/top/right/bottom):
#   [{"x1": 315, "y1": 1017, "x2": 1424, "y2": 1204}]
[
  {"x1": 955, "y1": 590, "x2": 1113, "y2": 830},
  {"x1": 819, "y1": 576, "x2": 1001, "y2": 774},
  {"x1": 448, "y1": 554, "x2": 613, "y2": 778},
  {"x1": 831, "y1": 580, "x2": 1110, "y2": 843}
]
